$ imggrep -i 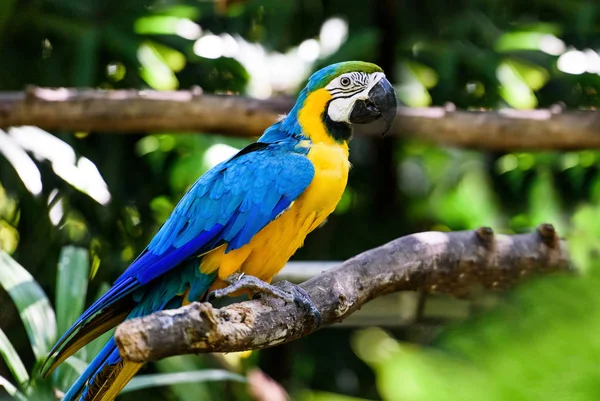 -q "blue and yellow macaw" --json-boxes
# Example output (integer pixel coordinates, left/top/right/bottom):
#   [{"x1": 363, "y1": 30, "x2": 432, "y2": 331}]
[{"x1": 41, "y1": 61, "x2": 397, "y2": 401}]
